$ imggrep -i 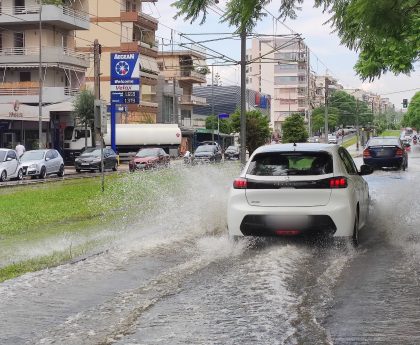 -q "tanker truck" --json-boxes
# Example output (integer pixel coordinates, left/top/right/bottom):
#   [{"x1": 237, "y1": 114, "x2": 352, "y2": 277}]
[{"x1": 63, "y1": 124, "x2": 181, "y2": 162}]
